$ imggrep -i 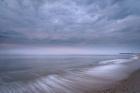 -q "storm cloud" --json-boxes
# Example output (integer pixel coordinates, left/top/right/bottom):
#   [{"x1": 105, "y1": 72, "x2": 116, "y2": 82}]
[{"x1": 0, "y1": 0, "x2": 140, "y2": 54}]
